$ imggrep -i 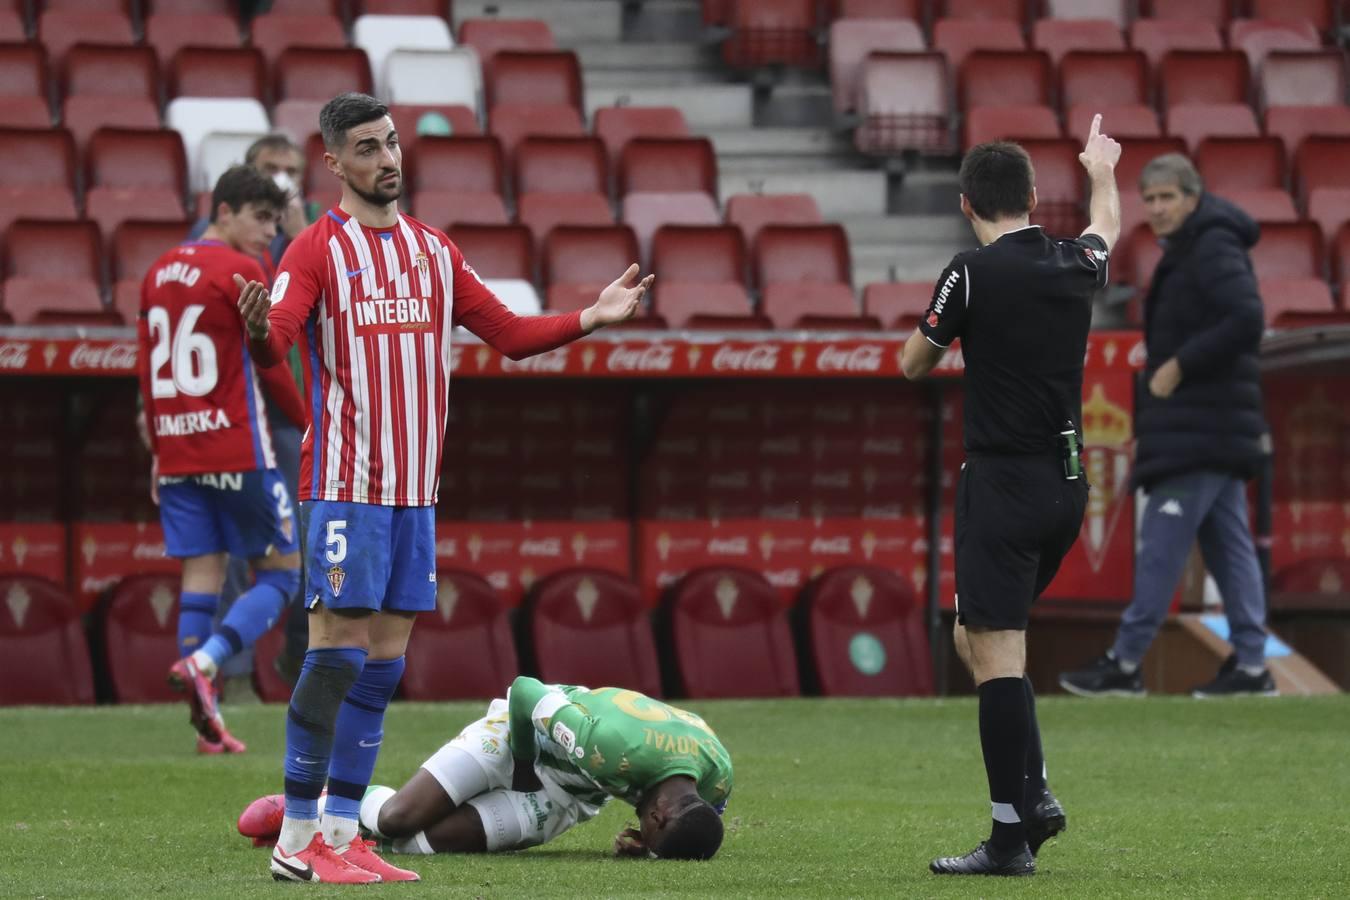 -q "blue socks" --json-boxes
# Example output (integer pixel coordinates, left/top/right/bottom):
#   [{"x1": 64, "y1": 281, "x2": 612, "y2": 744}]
[
  {"x1": 324, "y1": 657, "x2": 406, "y2": 836},
  {"x1": 283, "y1": 647, "x2": 367, "y2": 822},
  {"x1": 199, "y1": 569, "x2": 299, "y2": 669},
  {"x1": 177, "y1": 591, "x2": 219, "y2": 657}
]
